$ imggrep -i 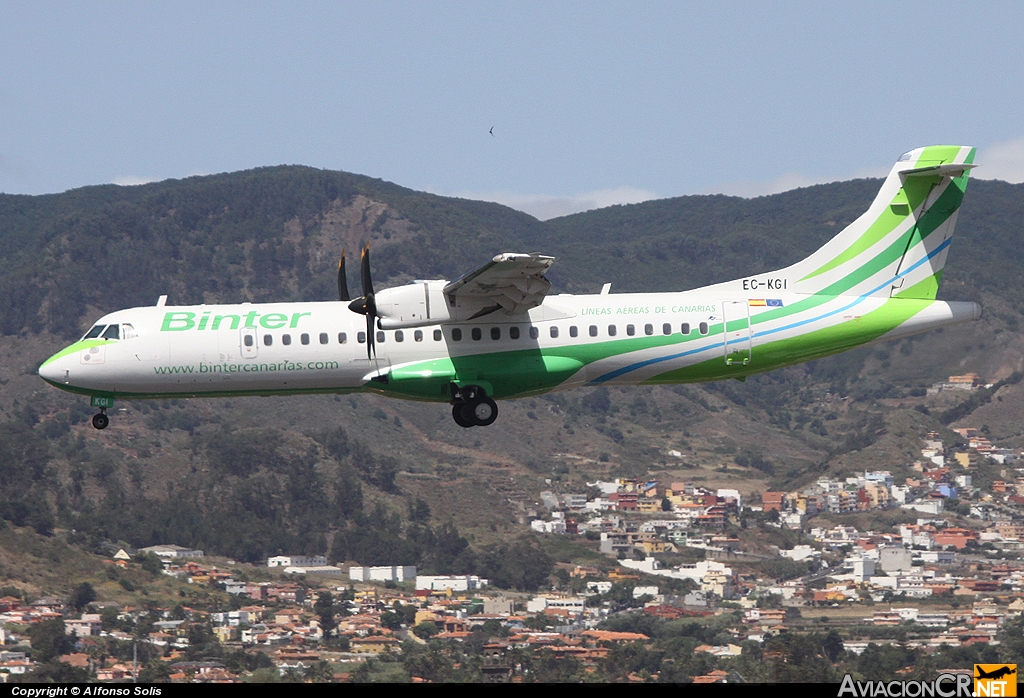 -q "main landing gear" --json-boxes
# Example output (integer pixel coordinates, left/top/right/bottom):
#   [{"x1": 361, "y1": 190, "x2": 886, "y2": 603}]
[{"x1": 450, "y1": 384, "x2": 498, "y2": 428}]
